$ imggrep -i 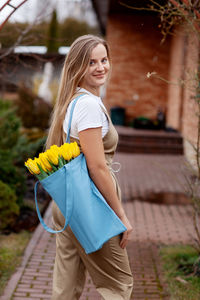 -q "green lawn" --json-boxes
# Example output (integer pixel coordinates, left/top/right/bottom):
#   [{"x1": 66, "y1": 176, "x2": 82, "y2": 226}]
[
  {"x1": 160, "y1": 244, "x2": 200, "y2": 300},
  {"x1": 0, "y1": 230, "x2": 32, "y2": 296}
]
